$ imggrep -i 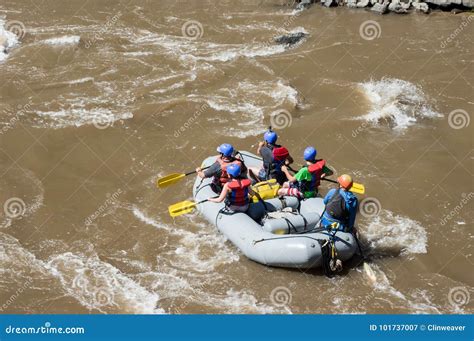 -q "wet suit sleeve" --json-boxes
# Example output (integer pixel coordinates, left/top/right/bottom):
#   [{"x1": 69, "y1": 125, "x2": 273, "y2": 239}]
[
  {"x1": 324, "y1": 189, "x2": 336, "y2": 205},
  {"x1": 203, "y1": 161, "x2": 221, "y2": 178},
  {"x1": 322, "y1": 165, "x2": 333, "y2": 176}
]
